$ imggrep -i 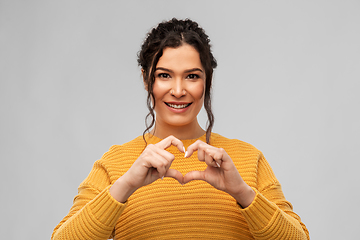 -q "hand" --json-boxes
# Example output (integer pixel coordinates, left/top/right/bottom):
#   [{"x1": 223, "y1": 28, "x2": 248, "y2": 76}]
[
  {"x1": 110, "y1": 135, "x2": 184, "y2": 202},
  {"x1": 183, "y1": 140, "x2": 255, "y2": 207}
]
